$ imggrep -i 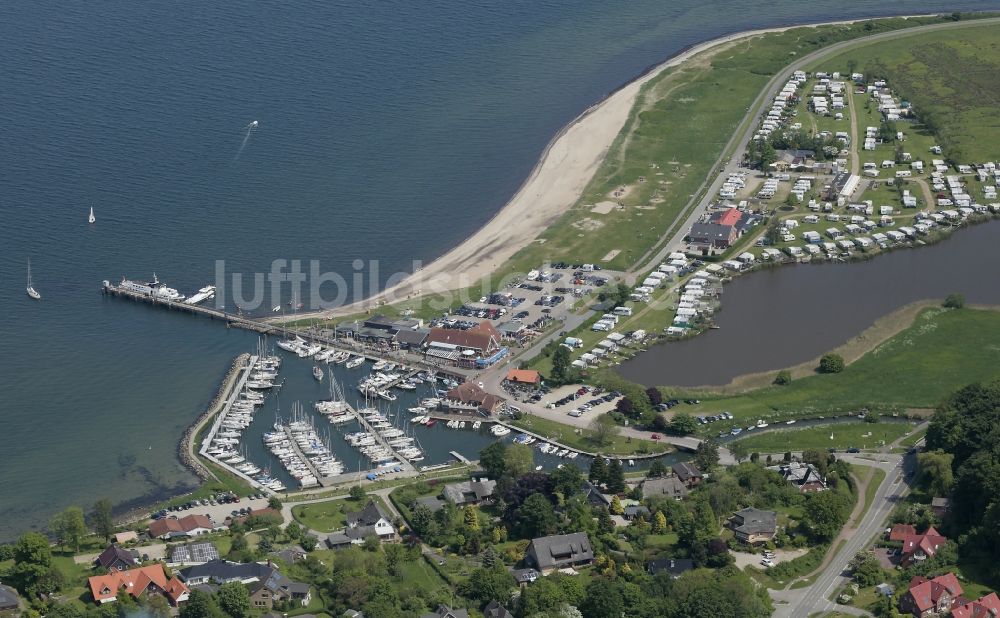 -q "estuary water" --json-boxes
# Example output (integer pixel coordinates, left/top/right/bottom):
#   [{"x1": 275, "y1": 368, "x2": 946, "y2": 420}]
[{"x1": 0, "y1": 0, "x2": 994, "y2": 541}]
